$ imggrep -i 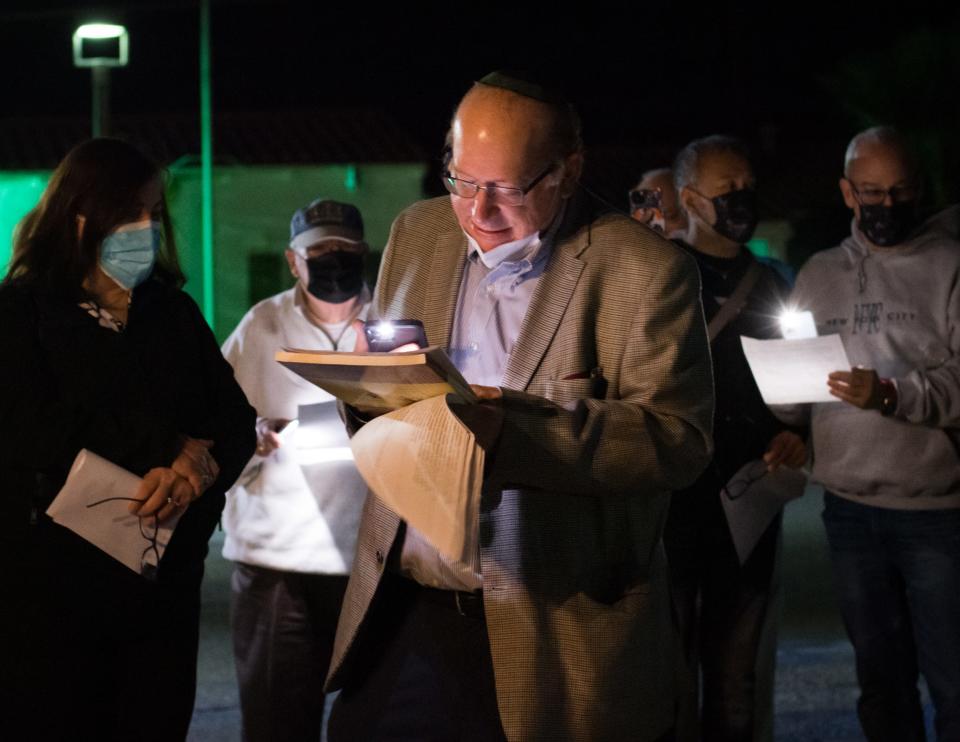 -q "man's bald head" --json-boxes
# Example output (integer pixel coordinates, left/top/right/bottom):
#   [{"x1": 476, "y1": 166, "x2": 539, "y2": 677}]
[
  {"x1": 840, "y1": 126, "x2": 922, "y2": 247},
  {"x1": 449, "y1": 78, "x2": 583, "y2": 165},
  {"x1": 637, "y1": 168, "x2": 674, "y2": 191},
  {"x1": 445, "y1": 79, "x2": 584, "y2": 252},
  {"x1": 451, "y1": 84, "x2": 554, "y2": 170},
  {"x1": 630, "y1": 168, "x2": 688, "y2": 236},
  {"x1": 844, "y1": 126, "x2": 917, "y2": 182}
]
